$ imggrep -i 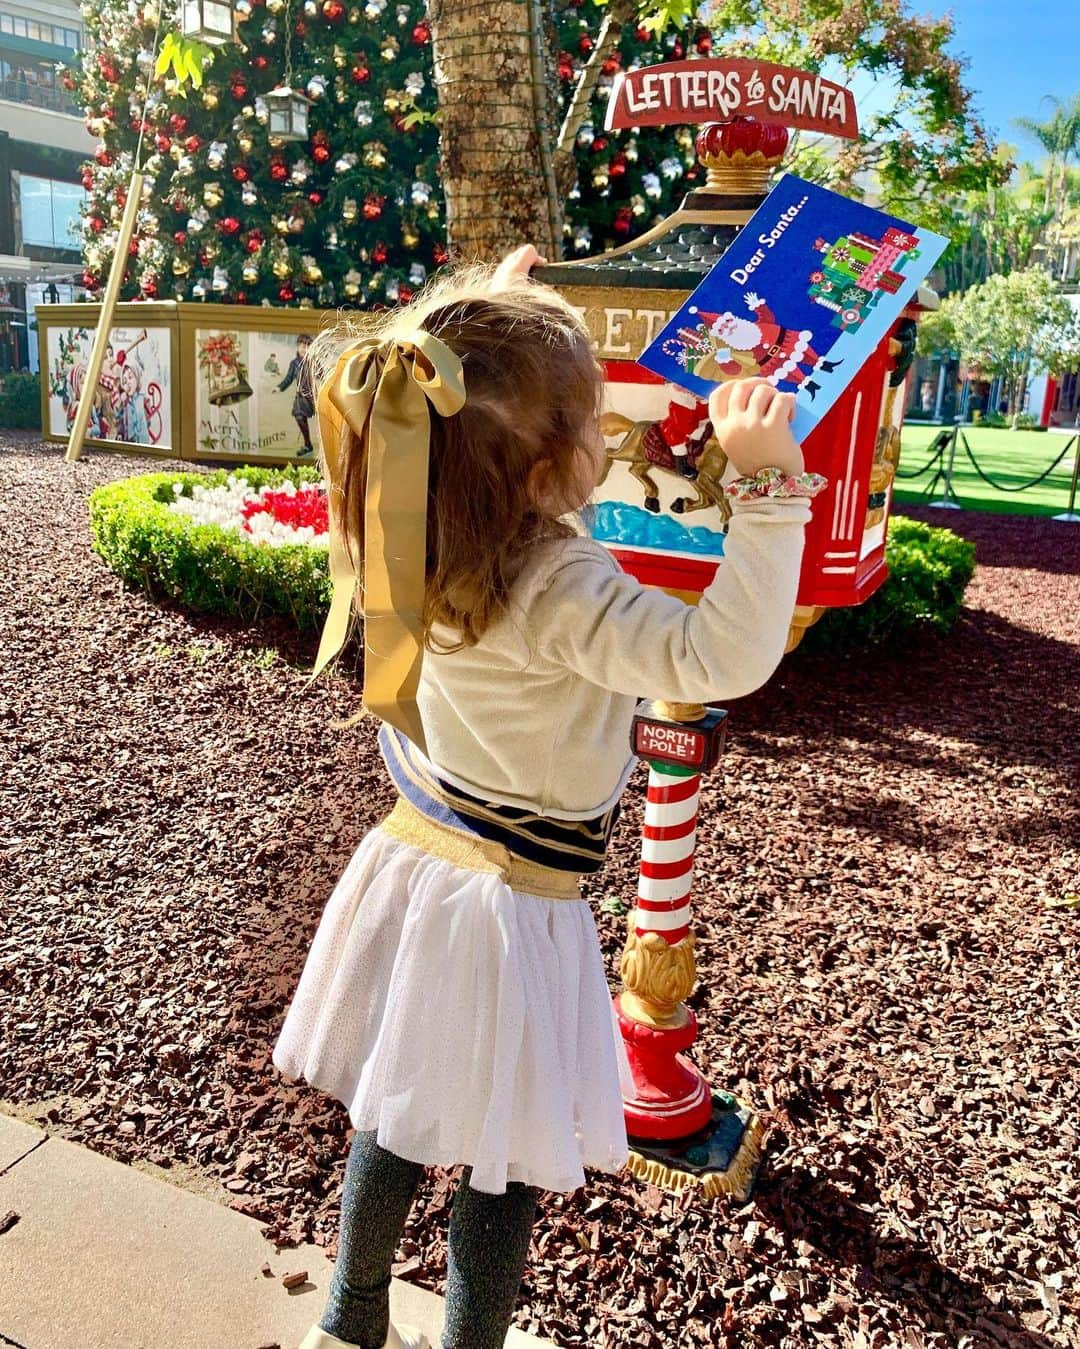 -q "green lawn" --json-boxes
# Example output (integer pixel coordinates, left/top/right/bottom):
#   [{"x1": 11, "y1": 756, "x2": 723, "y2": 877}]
[{"x1": 894, "y1": 423, "x2": 1080, "y2": 518}]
